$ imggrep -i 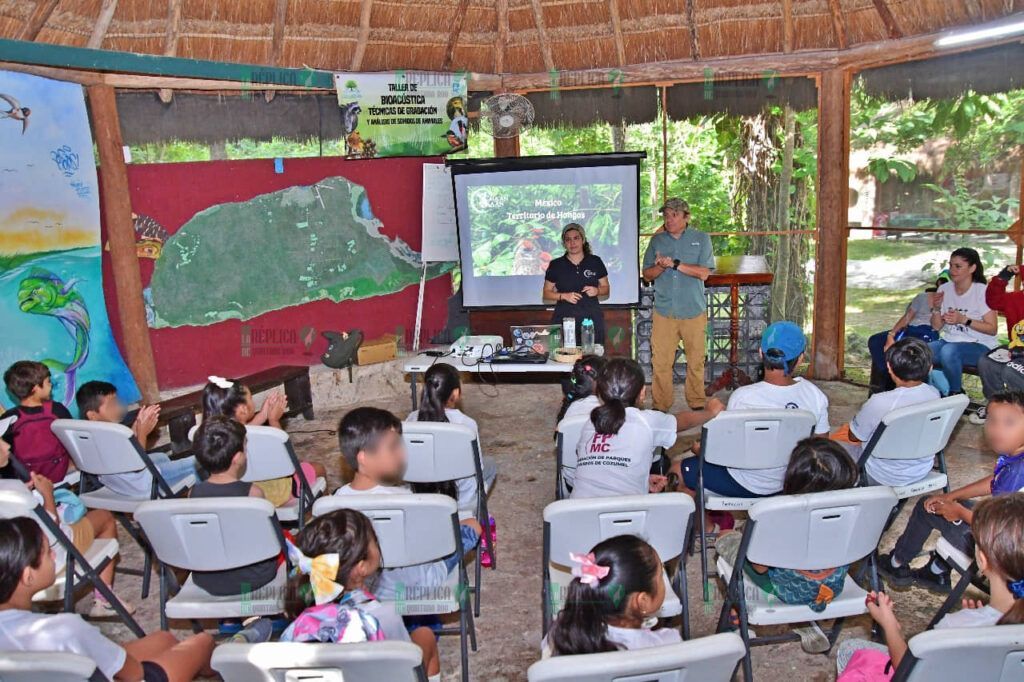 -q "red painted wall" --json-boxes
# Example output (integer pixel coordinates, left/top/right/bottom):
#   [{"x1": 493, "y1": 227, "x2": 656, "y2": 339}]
[{"x1": 100, "y1": 155, "x2": 453, "y2": 390}]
